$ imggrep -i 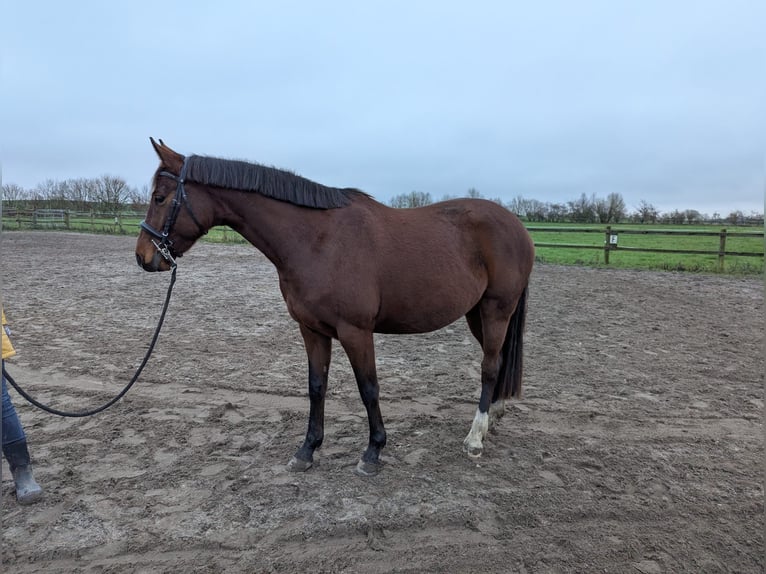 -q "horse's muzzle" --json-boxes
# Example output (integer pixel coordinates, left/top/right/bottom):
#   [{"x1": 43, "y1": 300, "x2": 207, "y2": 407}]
[{"x1": 136, "y1": 252, "x2": 168, "y2": 272}]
